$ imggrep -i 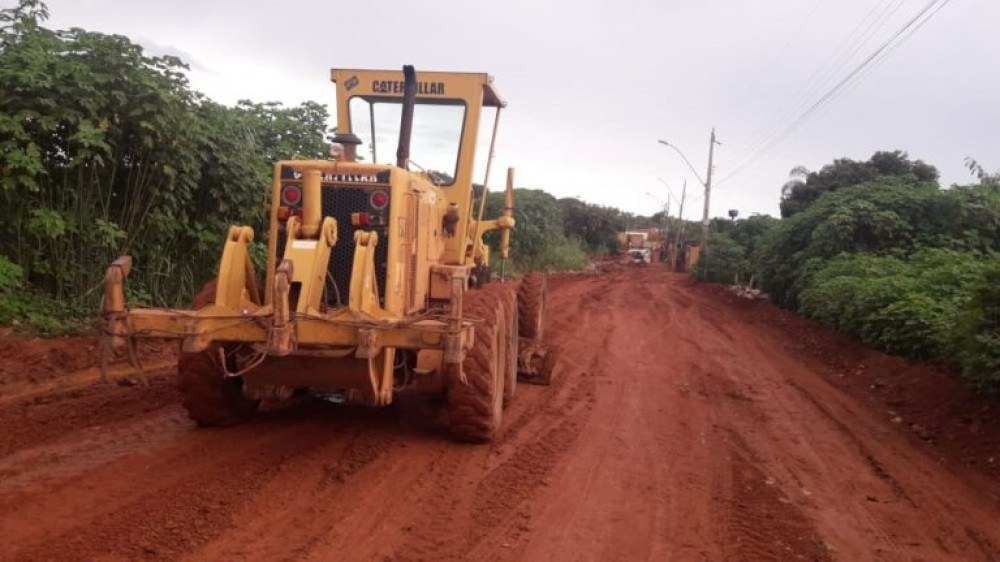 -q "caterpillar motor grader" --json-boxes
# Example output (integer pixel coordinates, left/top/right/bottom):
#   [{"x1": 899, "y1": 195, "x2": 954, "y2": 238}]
[{"x1": 101, "y1": 66, "x2": 553, "y2": 442}]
